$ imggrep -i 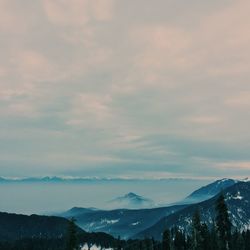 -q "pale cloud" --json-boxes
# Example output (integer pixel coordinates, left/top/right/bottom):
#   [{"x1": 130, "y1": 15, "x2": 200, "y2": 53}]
[
  {"x1": 15, "y1": 50, "x2": 56, "y2": 81},
  {"x1": 184, "y1": 116, "x2": 222, "y2": 125},
  {"x1": 66, "y1": 93, "x2": 113, "y2": 127},
  {"x1": 129, "y1": 25, "x2": 192, "y2": 89},
  {"x1": 225, "y1": 92, "x2": 250, "y2": 108},
  {"x1": 90, "y1": 0, "x2": 114, "y2": 21},
  {"x1": 0, "y1": 1, "x2": 28, "y2": 33},
  {"x1": 0, "y1": 0, "x2": 250, "y2": 178},
  {"x1": 216, "y1": 161, "x2": 250, "y2": 171},
  {"x1": 193, "y1": 0, "x2": 250, "y2": 77},
  {"x1": 43, "y1": 0, "x2": 114, "y2": 26},
  {"x1": 0, "y1": 102, "x2": 38, "y2": 118},
  {"x1": 43, "y1": 0, "x2": 90, "y2": 27}
]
